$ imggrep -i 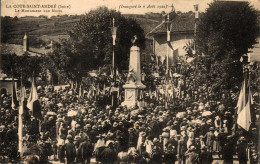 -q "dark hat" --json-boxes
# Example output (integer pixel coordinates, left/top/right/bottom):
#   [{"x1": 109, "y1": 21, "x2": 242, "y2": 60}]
[
  {"x1": 128, "y1": 128, "x2": 134, "y2": 132},
  {"x1": 201, "y1": 145, "x2": 207, "y2": 150},
  {"x1": 67, "y1": 135, "x2": 73, "y2": 140}
]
